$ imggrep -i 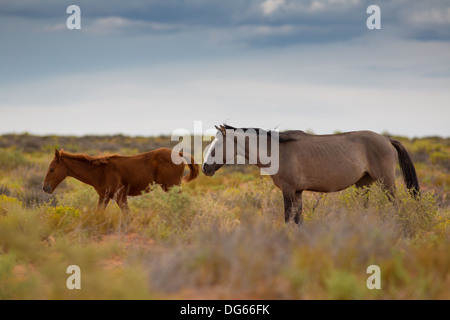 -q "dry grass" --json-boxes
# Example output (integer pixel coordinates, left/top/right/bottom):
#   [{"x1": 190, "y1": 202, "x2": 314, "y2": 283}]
[{"x1": 0, "y1": 135, "x2": 448, "y2": 300}]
